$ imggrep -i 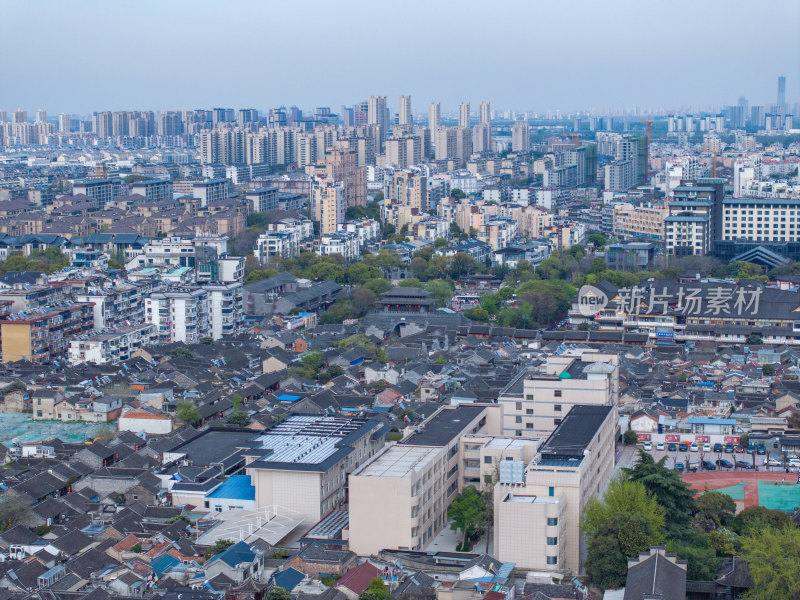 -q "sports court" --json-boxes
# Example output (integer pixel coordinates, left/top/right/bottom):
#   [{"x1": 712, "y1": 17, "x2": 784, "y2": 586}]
[{"x1": 683, "y1": 471, "x2": 800, "y2": 512}]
